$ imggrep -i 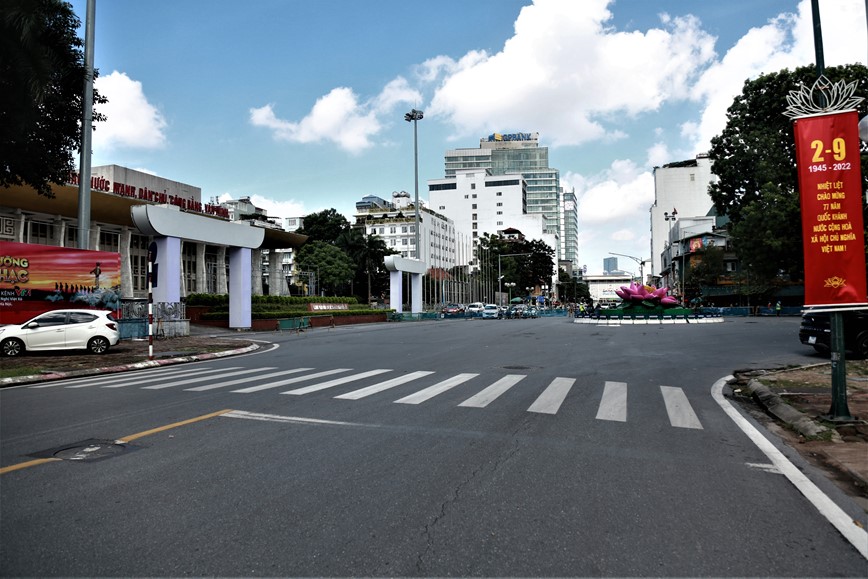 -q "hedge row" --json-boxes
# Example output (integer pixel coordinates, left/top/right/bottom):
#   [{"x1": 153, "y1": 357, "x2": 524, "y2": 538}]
[
  {"x1": 186, "y1": 293, "x2": 359, "y2": 307},
  {"x1": 200, "y1": 309, "x2": 385, "y2": 321}
]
